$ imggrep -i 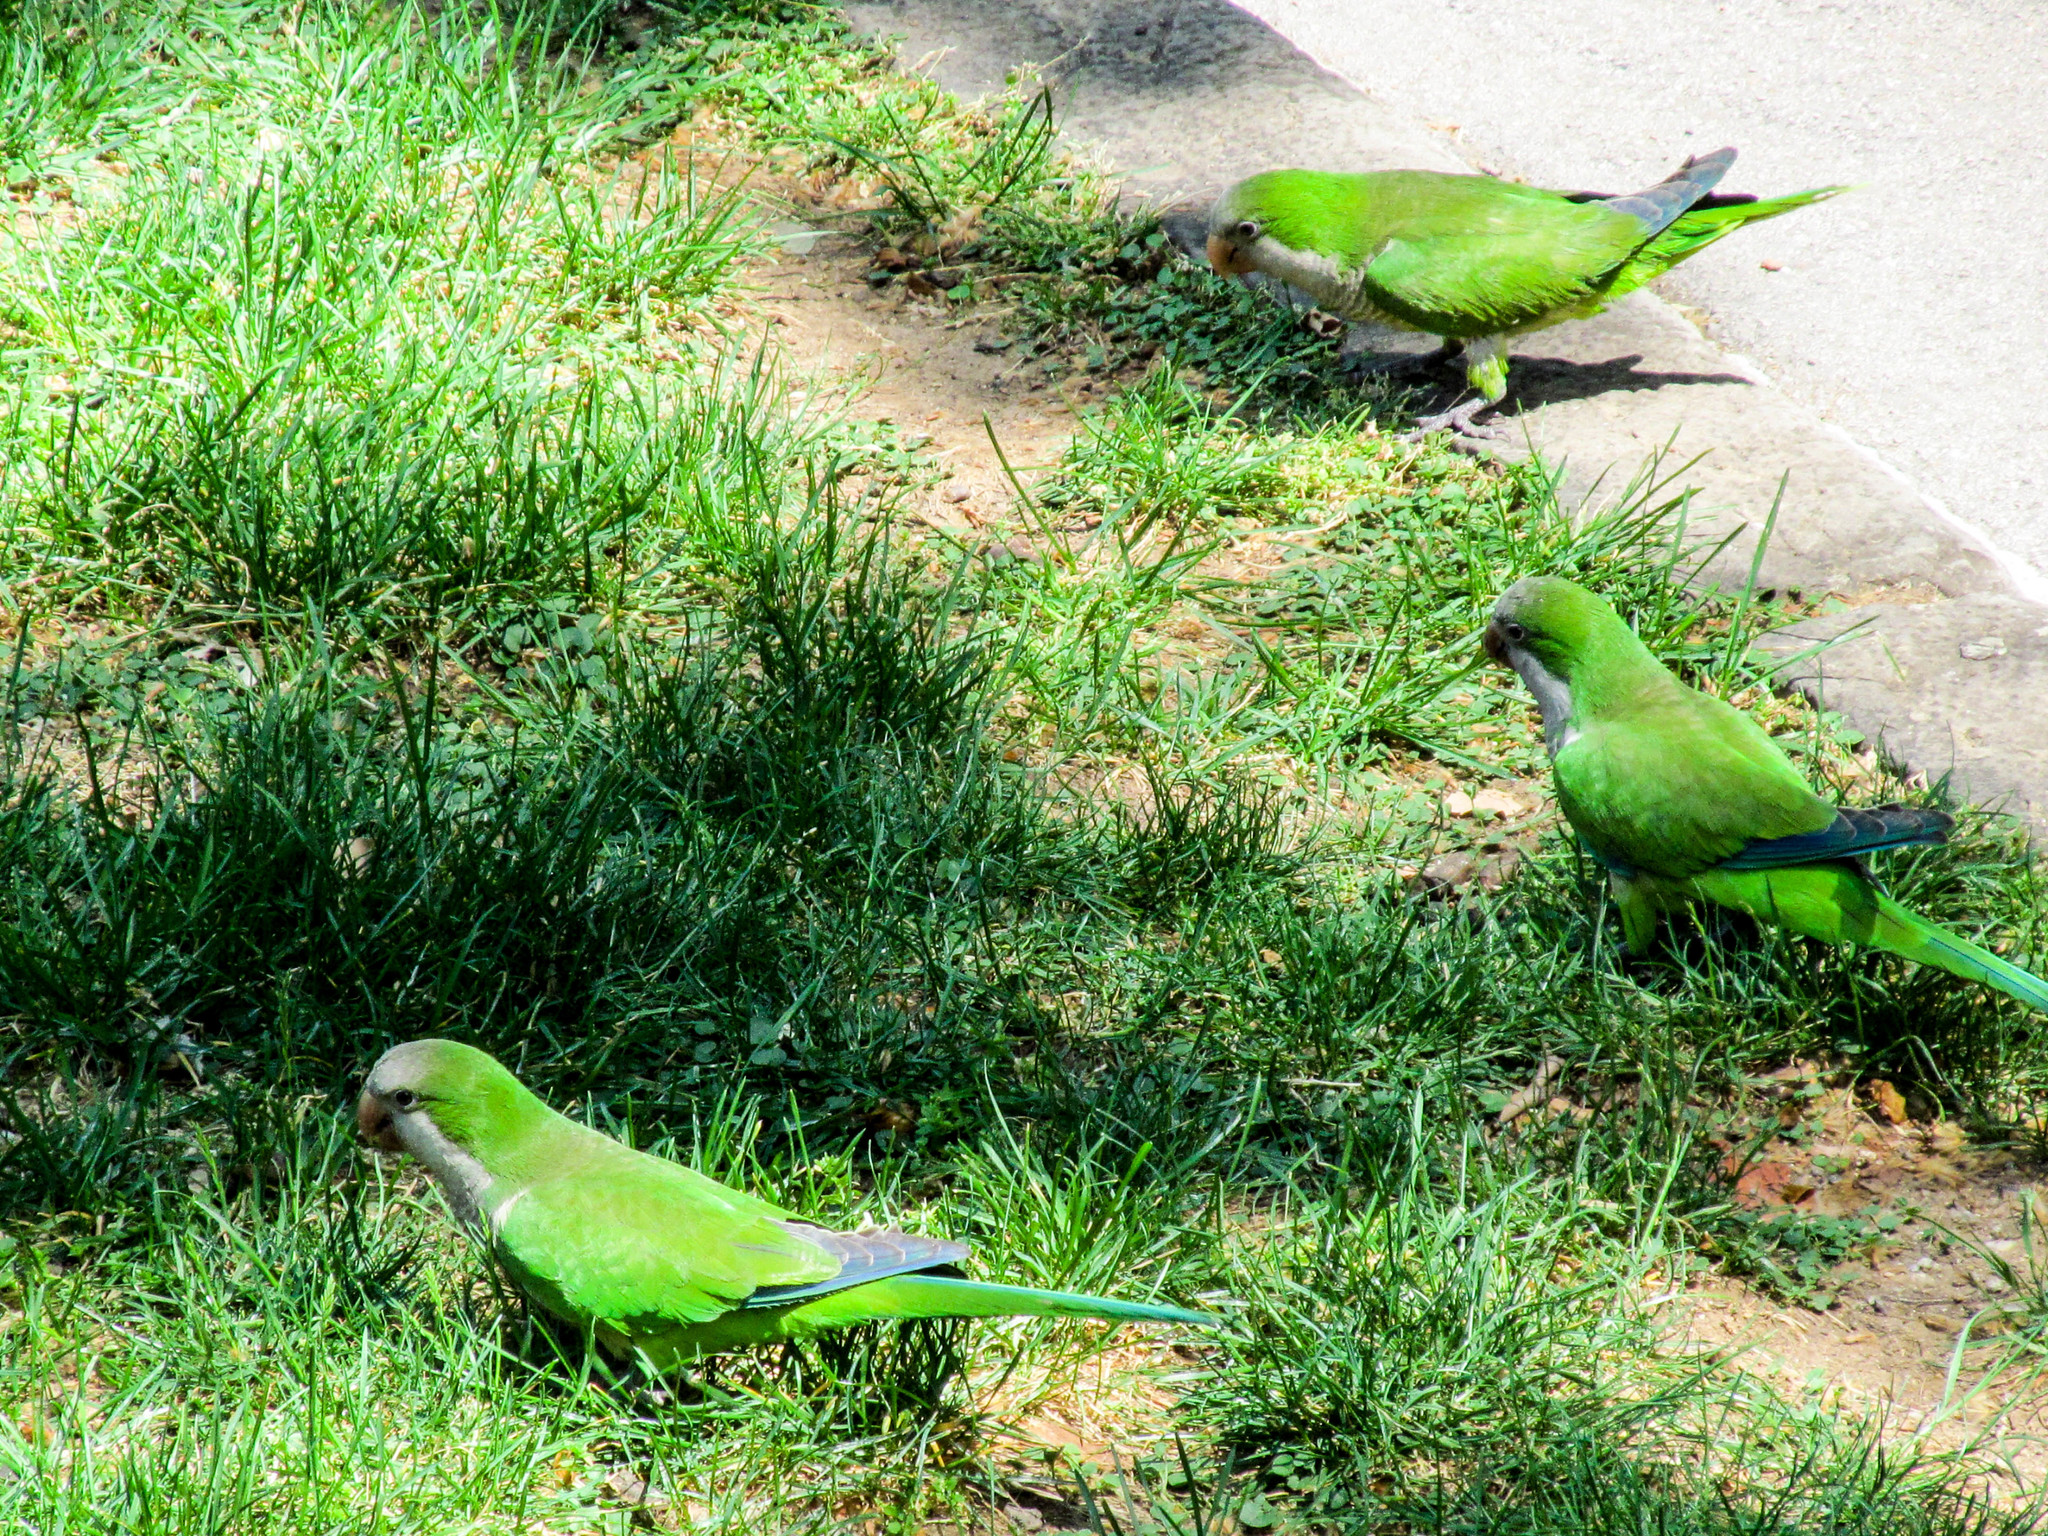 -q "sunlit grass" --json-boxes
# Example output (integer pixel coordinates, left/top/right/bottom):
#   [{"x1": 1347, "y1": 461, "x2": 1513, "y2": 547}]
[{"x1": 0, "y1": 2, "x2": 2044, "y2": 1532}]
